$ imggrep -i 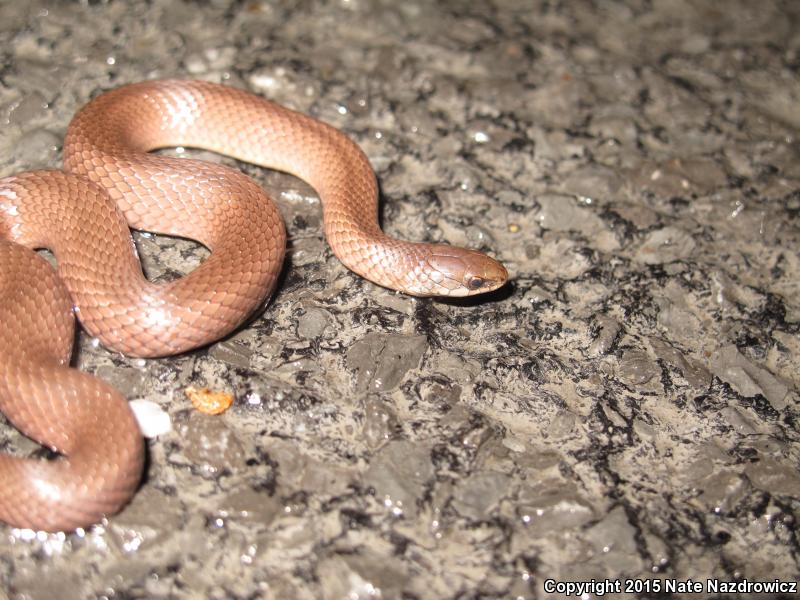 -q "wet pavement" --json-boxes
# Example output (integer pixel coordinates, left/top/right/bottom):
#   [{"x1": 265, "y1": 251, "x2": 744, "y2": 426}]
[{"x1": 1, "y1": 0, "x2": 799, "y2": 598}]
